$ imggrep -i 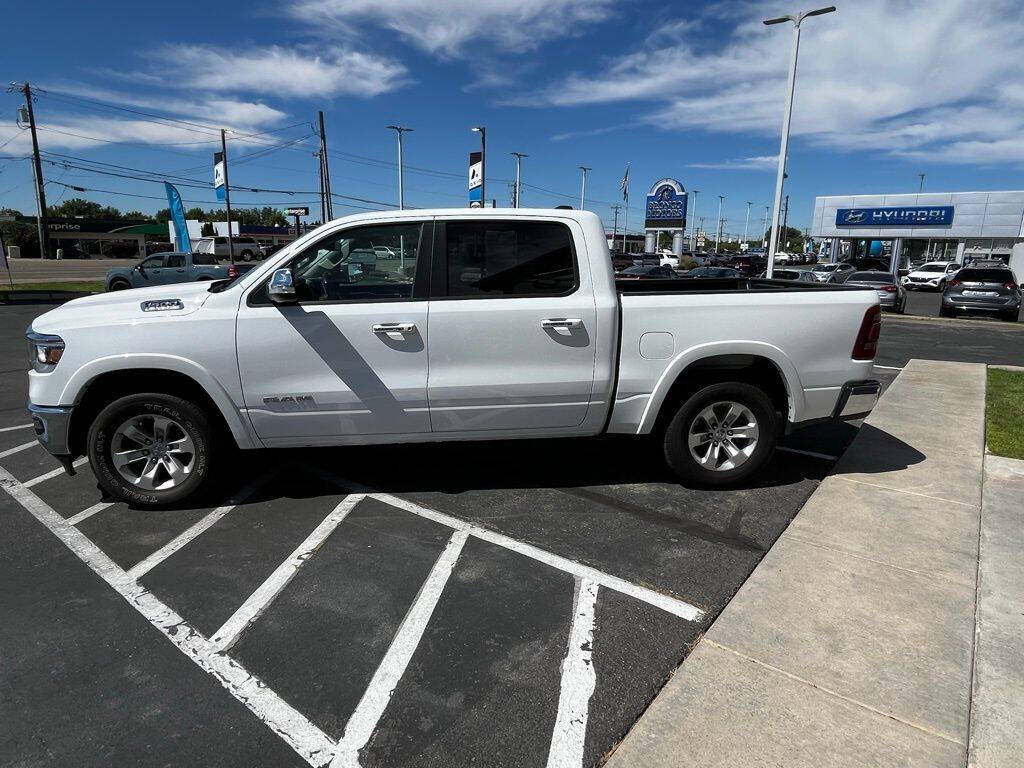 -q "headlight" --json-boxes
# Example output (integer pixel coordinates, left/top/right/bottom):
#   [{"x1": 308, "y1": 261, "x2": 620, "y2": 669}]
[{"x1": 27, "y1": 331, "x2": 65, "y2": 373}]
